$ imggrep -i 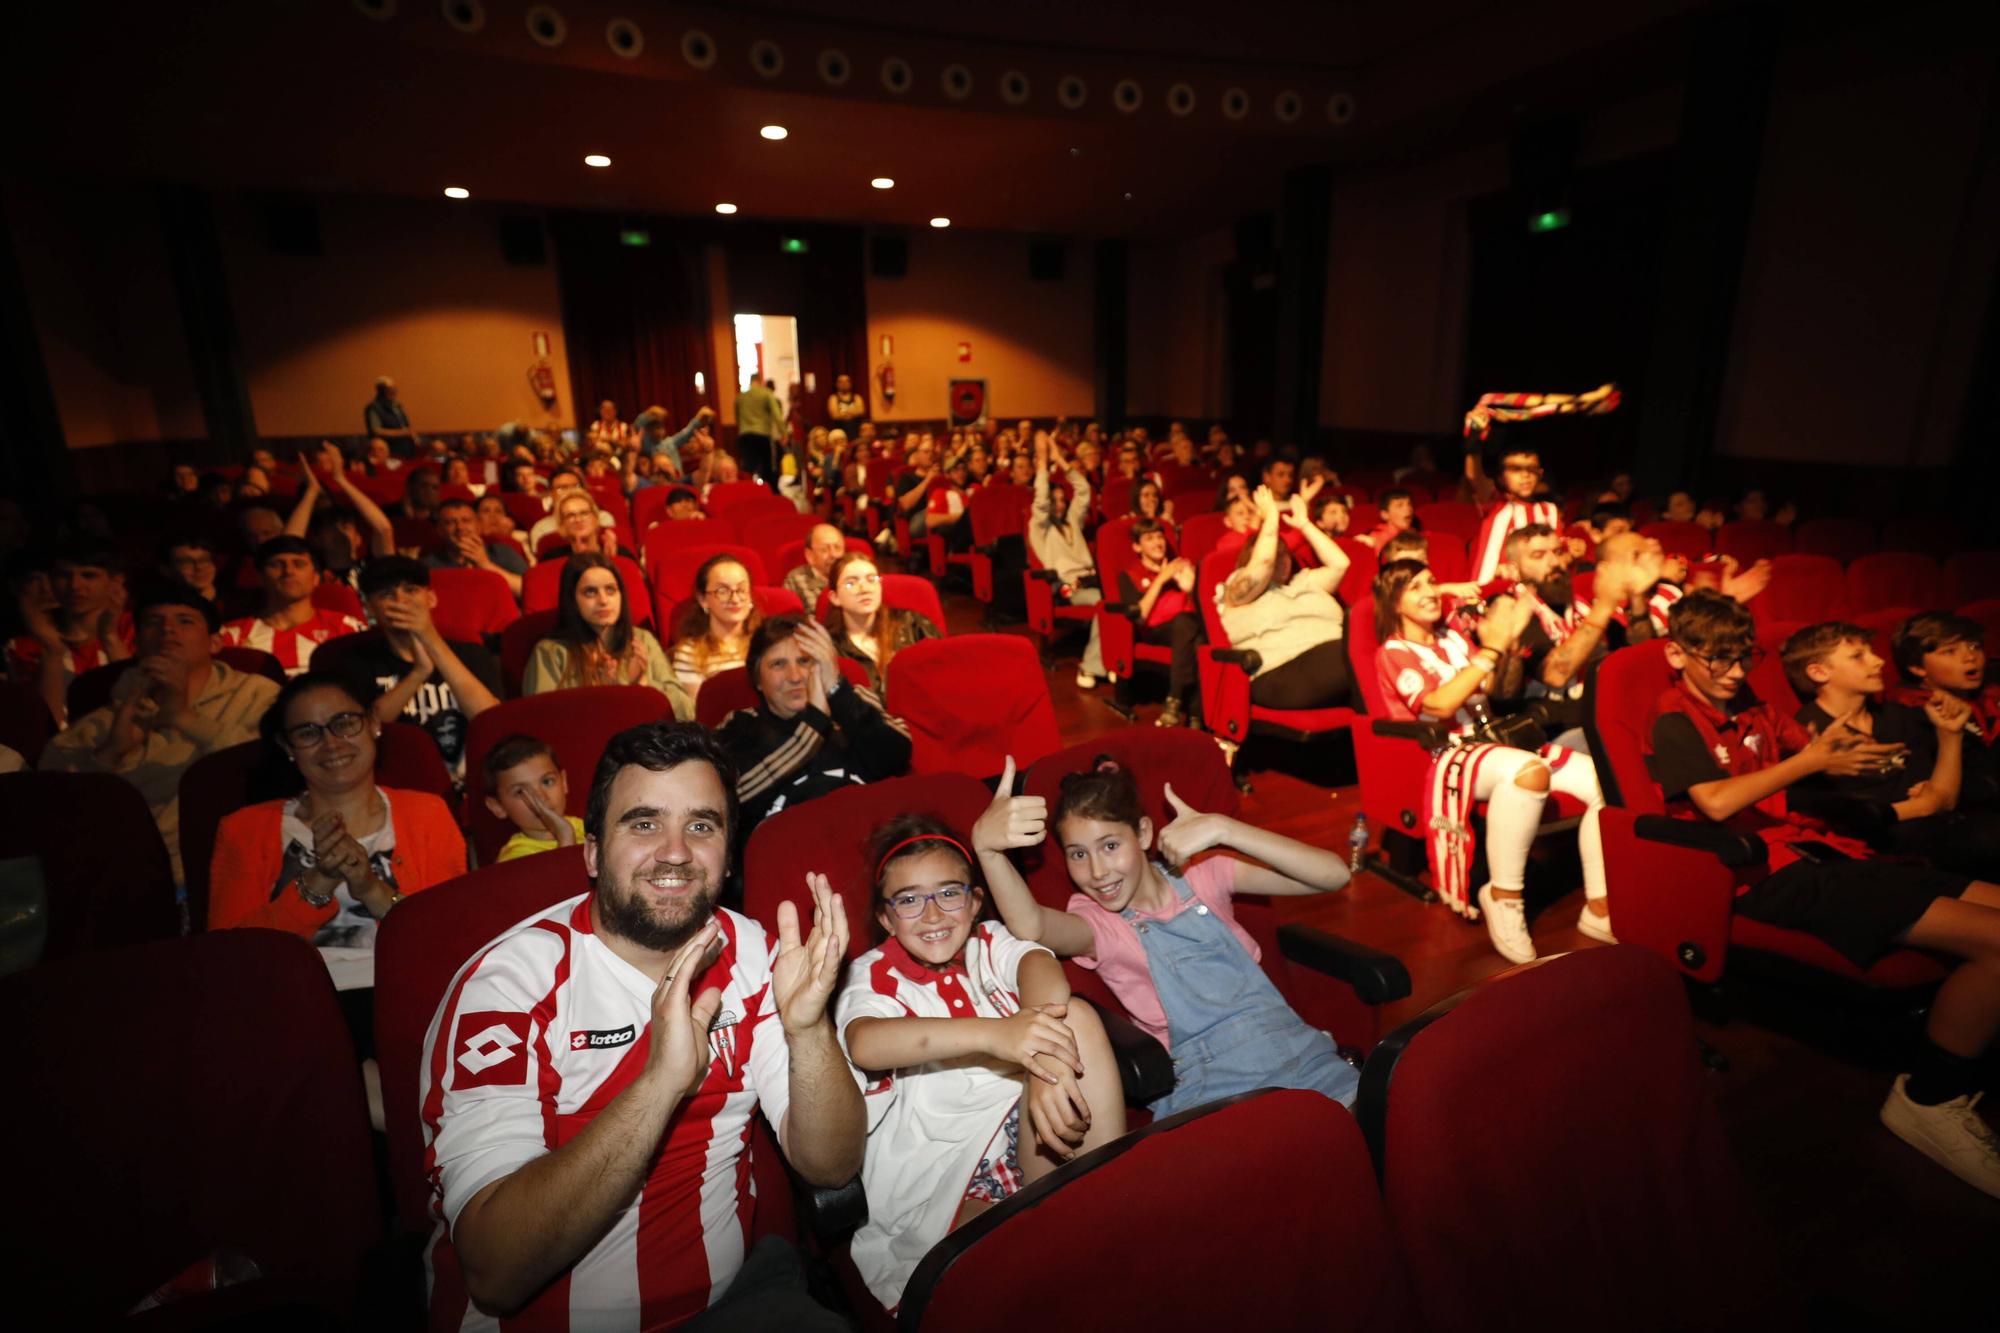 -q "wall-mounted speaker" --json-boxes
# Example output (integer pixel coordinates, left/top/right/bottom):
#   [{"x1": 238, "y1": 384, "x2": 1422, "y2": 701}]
[
  {"x1": 261, "y1": 197, "x2": 322, "y2": 256},
  {"x1": 870, "y1": 236, "x2": 907, "y2": 278},
  {"x1": 499, "y1": 216, "x2": 546, "y2": 266},
  {"x1": 1028, "y1": 241, "x2": 1065, "y2": 281}
]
